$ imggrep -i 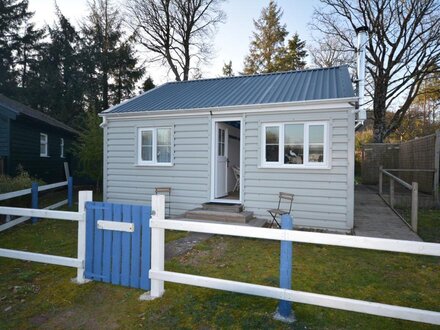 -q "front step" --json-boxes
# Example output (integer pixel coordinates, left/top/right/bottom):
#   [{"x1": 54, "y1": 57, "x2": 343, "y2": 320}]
[
  {"x1": 201, "y1": 202, "x2": 243, "y2": 213},
  {"x1": 184, "y1": 208, "x2": 254, "y2": 224}
]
